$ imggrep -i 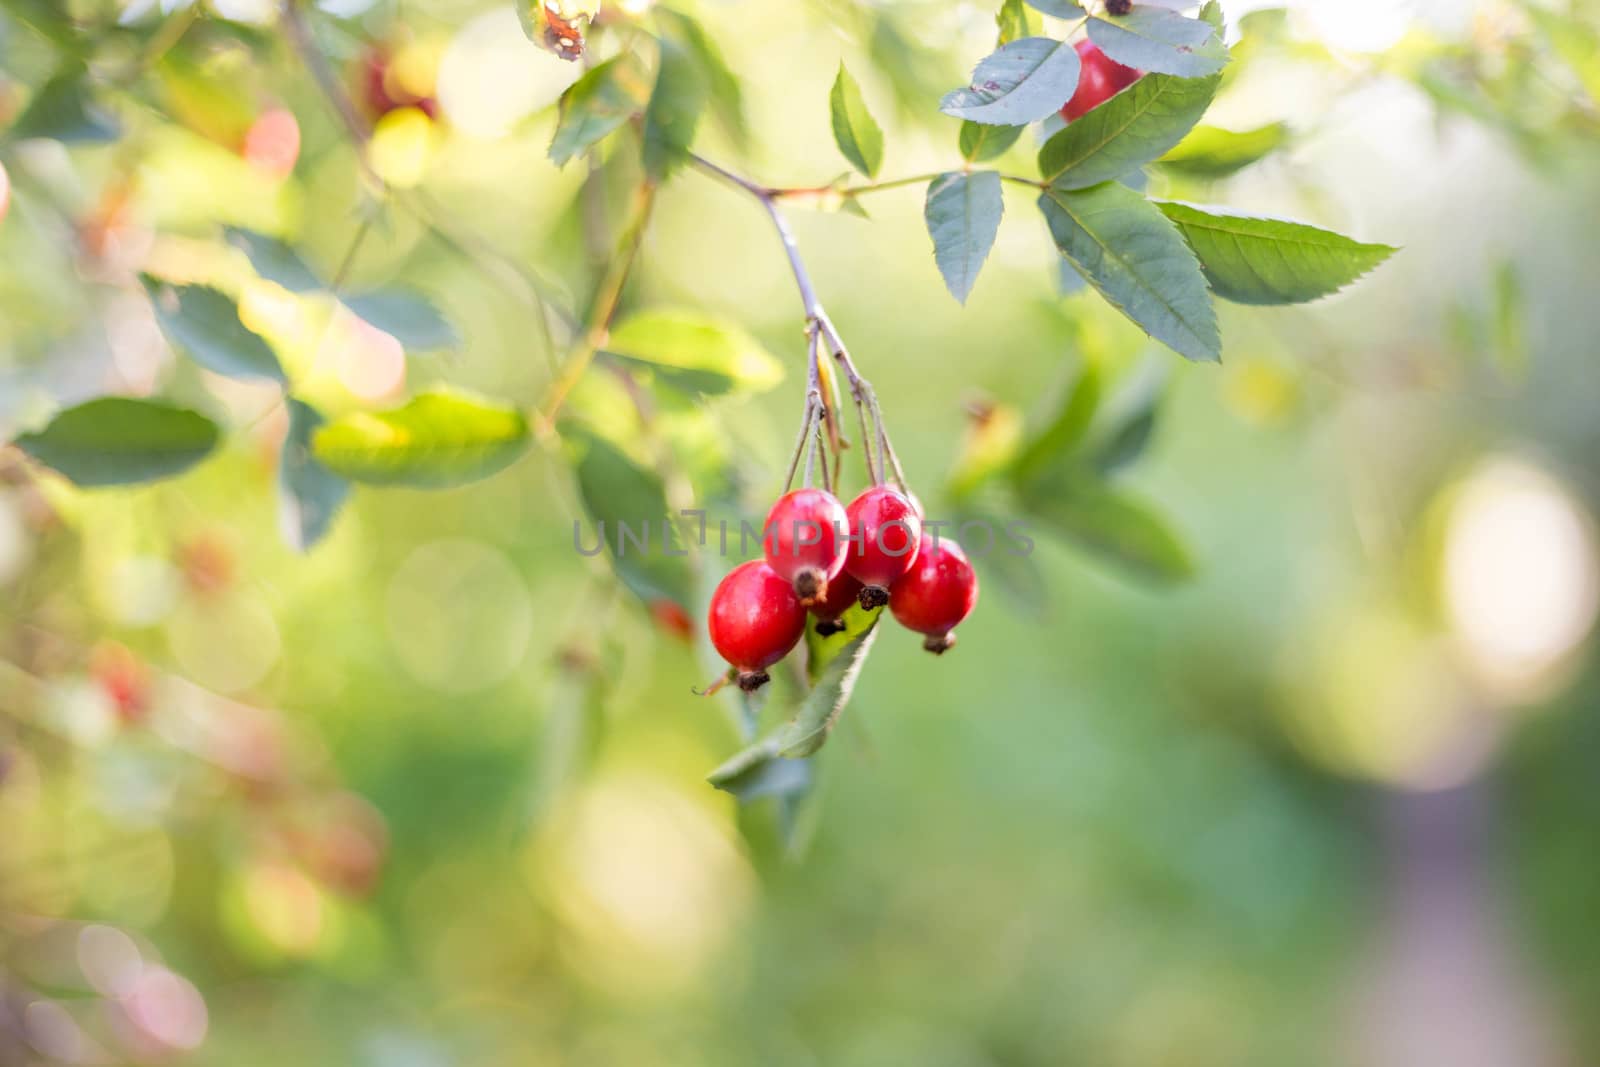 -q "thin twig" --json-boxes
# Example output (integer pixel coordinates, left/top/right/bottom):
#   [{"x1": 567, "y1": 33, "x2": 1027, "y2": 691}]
[{"x1": 538, "y1": 181, "x2": 657, "y2": 431}]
